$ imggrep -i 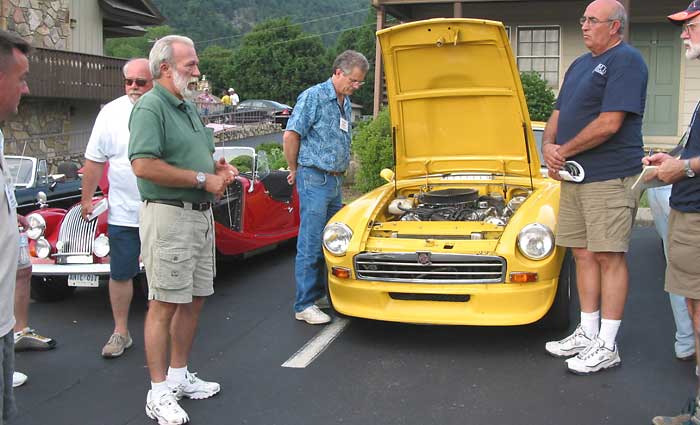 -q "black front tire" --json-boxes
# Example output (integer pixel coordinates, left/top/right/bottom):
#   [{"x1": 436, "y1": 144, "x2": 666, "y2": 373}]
[
  {"x1": 30, "y1": 276, "x2": 76, "y2": 302},
  {"x1": 538, "y1": 249, "x2": 574, "y2": 330}
]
